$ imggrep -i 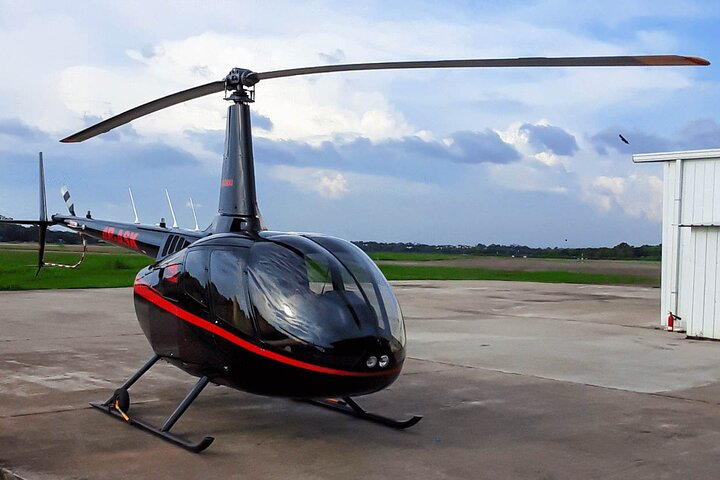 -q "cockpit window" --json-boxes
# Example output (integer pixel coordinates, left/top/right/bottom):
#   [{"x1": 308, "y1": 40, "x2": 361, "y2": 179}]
[
  {"x1": 247, "y1": 238, "x2": 379, "y2": 352},
  {"x1": 183, "y1": 249, "x2": 210, "y2": 316},
  {"x1": 209, "y1": 249, "x2": 254, "y2": 338},
  {"x1": 247, "y1": 234, "x2": 406, "y2": 362},
  {"x1": 306, "y1": 235, "x2": 406, "y2": 345},
  {"x1": 156, "y1": 250, "x2": 184, "y2": 295}
]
